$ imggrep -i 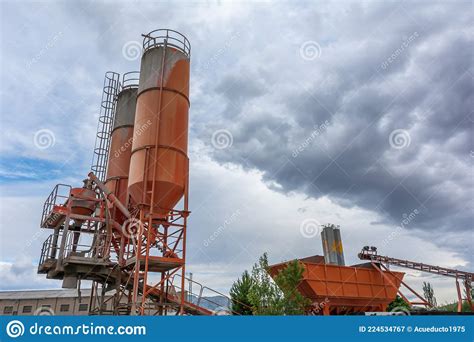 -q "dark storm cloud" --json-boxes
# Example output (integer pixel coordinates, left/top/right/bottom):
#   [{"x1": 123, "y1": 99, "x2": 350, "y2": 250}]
[{"x1": 204, "y1": 1, "x2": 473, "y2": 257}]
